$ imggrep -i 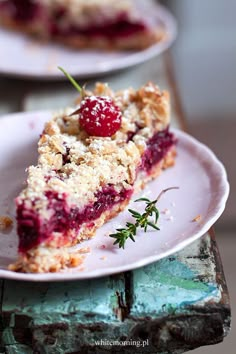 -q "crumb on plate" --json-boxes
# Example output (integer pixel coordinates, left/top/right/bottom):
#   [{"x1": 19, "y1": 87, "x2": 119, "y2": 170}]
[
  {"x1": 0, "y1": 215, "x2": 13, "y2": 233},
  {"x1": 161, "y1": 208, "x2": 170, "y2": 215},
  {"x1": 192, "y1": 214, "x2": 202, "y2": 222},
  {"x1": 78, "y1": 247, "x2": 91, "y2": 254},
  {"x1": 78, "y1": 266, "x2": 85, "y2": 272}
]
